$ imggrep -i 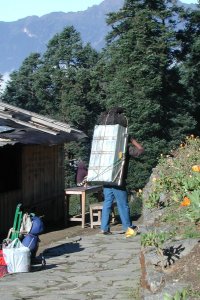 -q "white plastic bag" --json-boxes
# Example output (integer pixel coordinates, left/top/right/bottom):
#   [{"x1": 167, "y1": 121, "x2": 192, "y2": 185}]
[
  {"x1": 3, "y1": 238, "x2": 31, "y2": 273},
  {"x1": 20, "y1": 213, "x2": 32, "y2": 235}
]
